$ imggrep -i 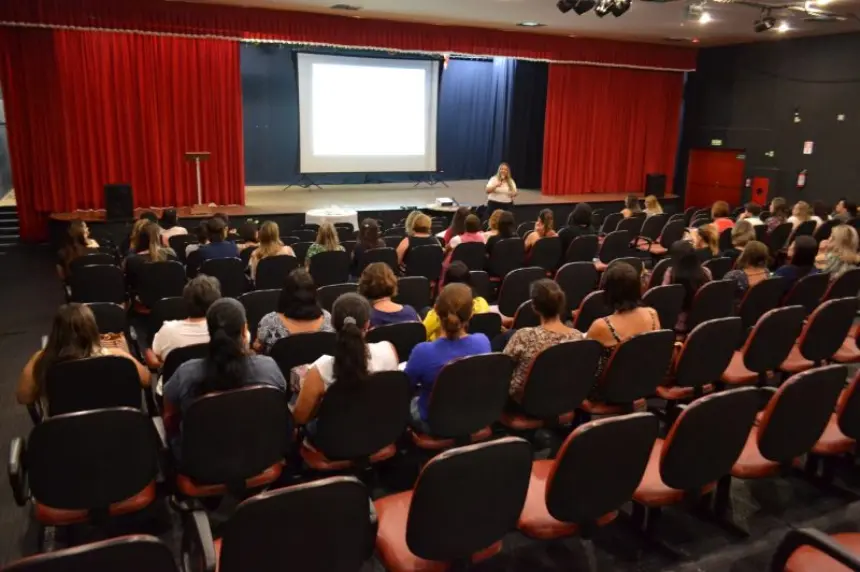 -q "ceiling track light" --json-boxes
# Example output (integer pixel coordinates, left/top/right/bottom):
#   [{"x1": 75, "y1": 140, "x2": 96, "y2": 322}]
[
  {"x1": 594, "y1": 0, "x2": 614, "y2": 17},
  {"x1": 556, "y1": 0, "x2": 575, "y2": 13},
  {"x1": 572, "y1": 0, "x2": 597, "y2": 15},
  {"x1": 610, "y1": 0, "x2": 631, "y2": 17},
  {"x1": 754, "y1": 10, "x2": 776, "y2": 32},
  {"x1": 560, "y1": 0, "x2": 629, "y2": 17}
]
